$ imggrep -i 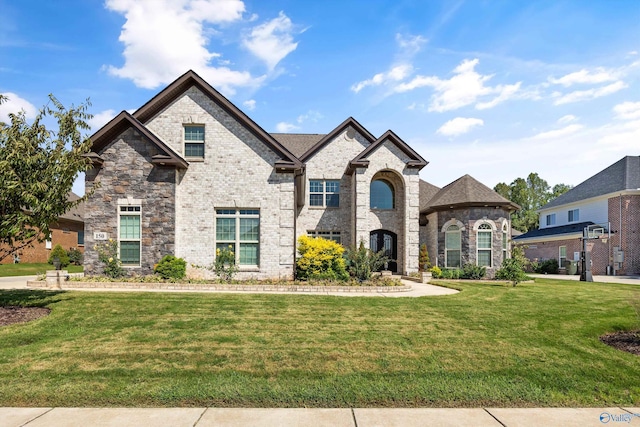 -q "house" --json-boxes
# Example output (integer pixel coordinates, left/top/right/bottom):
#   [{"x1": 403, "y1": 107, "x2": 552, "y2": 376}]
[
  {"x1": 419, "y1": 175, "x2": 520, "y2": 277},
  {"x1": 83, "y1": 70, "x2": 516, "y2": 279},
  {"x1": 0, "y1": 192, "x2": 85, "y2": 264},
  {"x1": 514, "y1": 156, "x2": 640, "y2": 275}
]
